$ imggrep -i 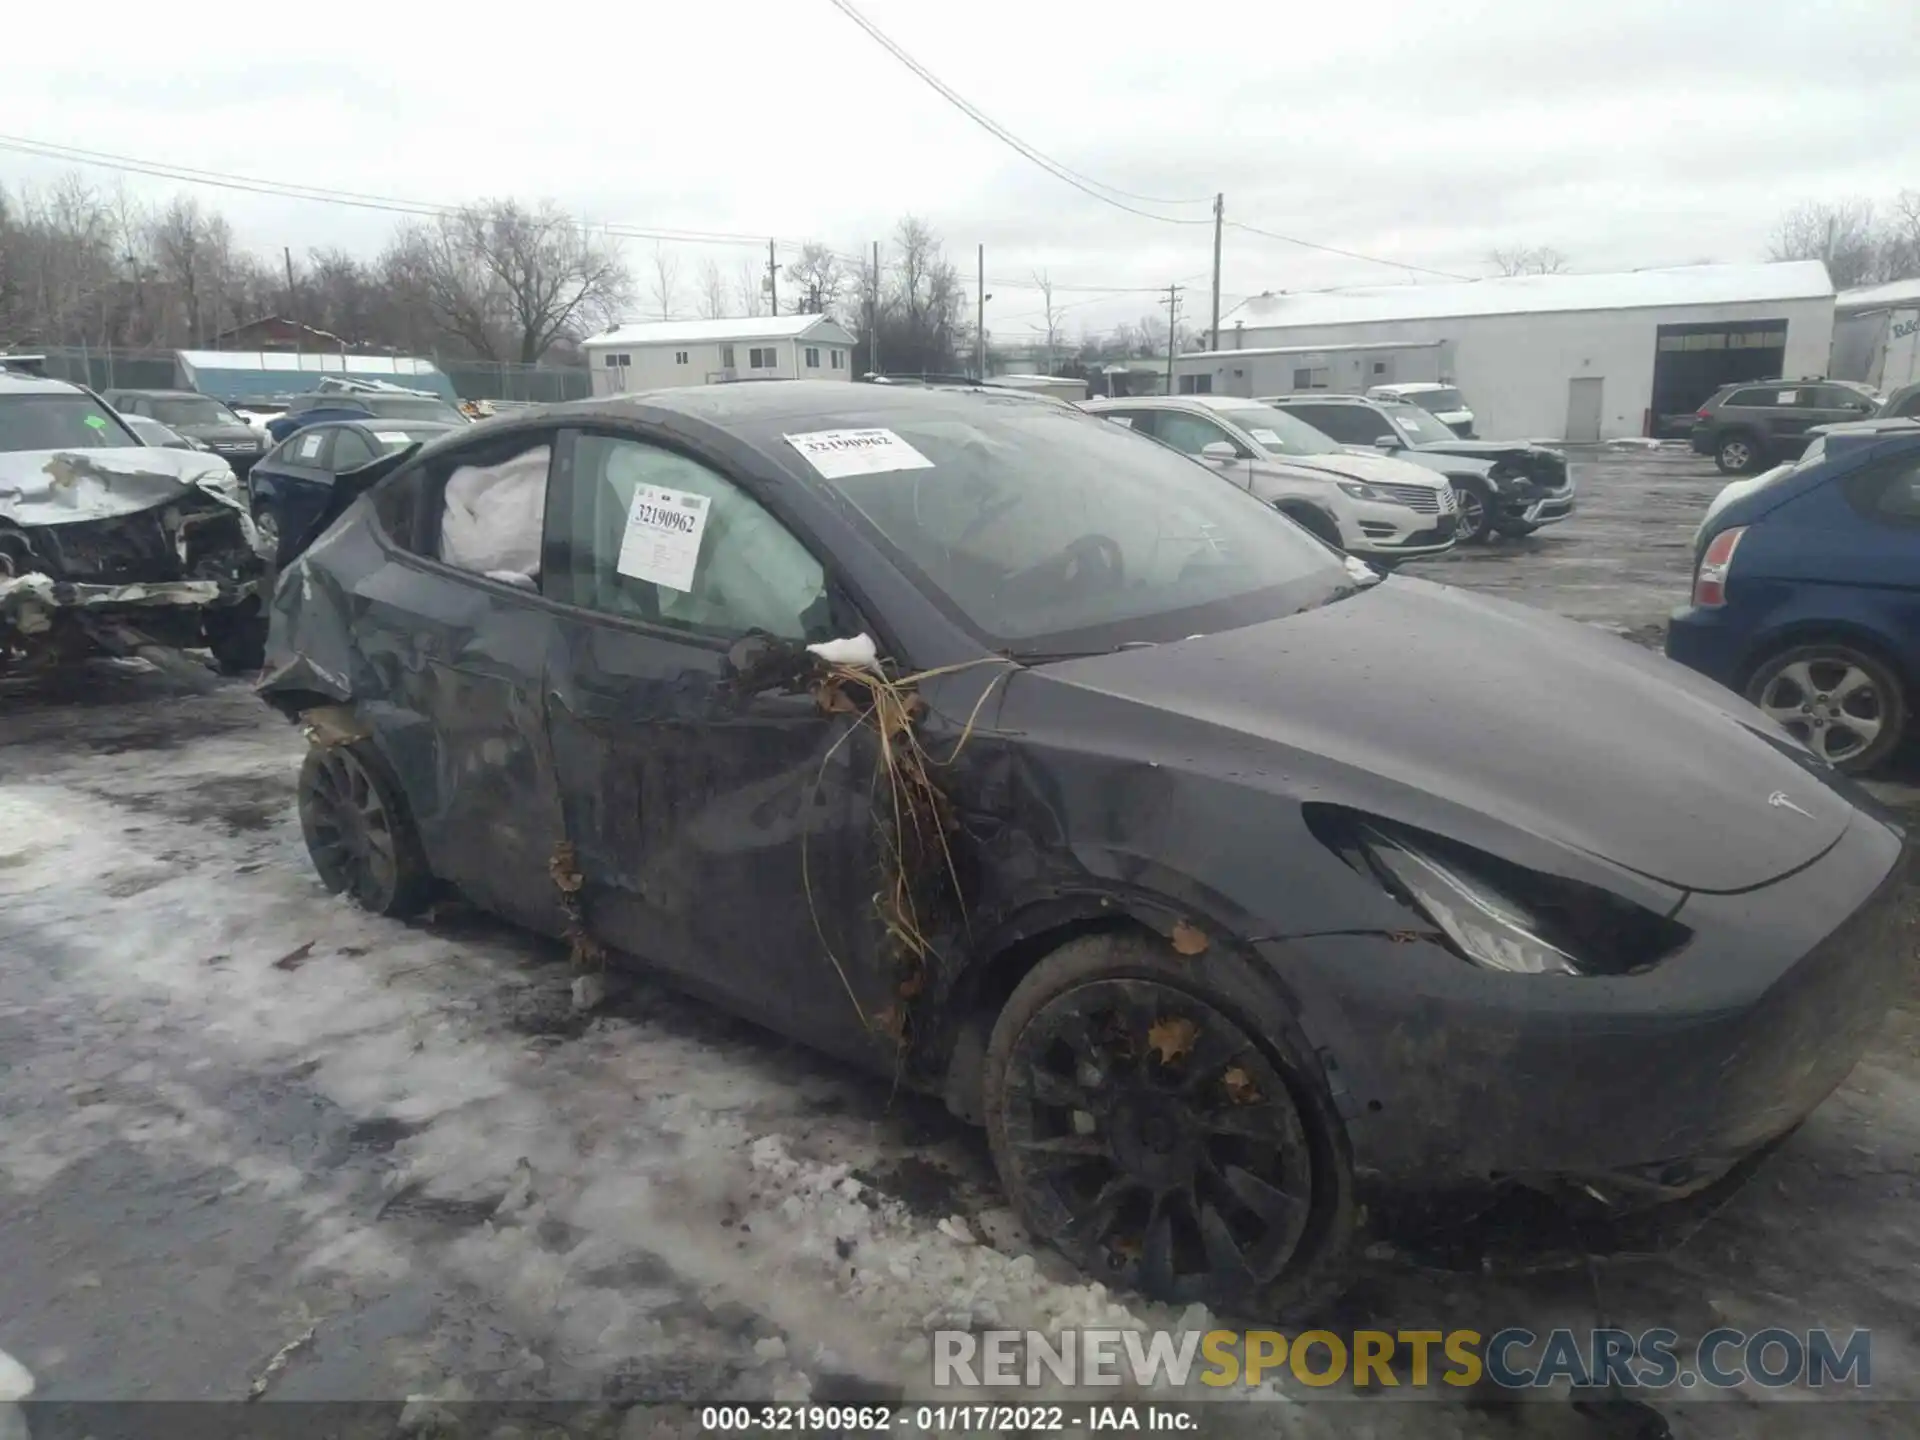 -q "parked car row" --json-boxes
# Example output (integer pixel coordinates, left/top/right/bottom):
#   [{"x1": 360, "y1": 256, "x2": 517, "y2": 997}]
[
  {"x1": 1079, "y1": 392, "x2": 1577, "y2": 555},
  {"x1": 253, "y1": 378, "x2": 1909, "y2": 1323}
]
